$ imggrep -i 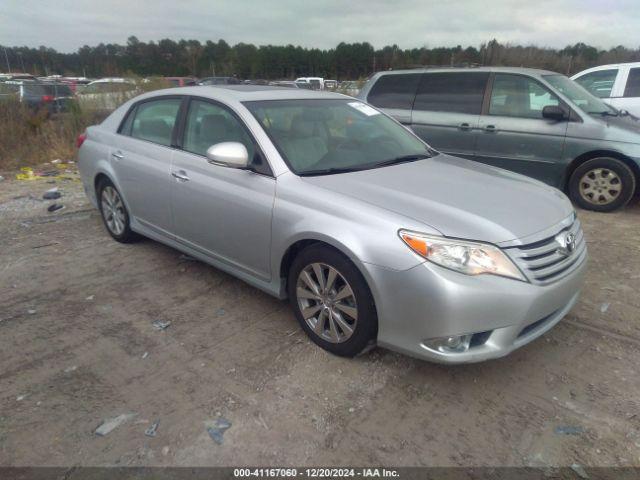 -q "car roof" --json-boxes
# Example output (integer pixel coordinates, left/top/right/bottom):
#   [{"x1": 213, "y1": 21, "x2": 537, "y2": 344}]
[
  {"x1": 141, "y1": 84, "x2": 348, "y2": 101},
  {"x1": 374, "y1": 66, "x2": 561, "y2": 77}
]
